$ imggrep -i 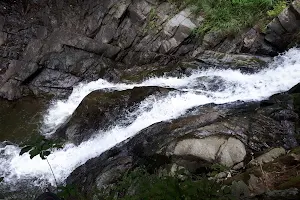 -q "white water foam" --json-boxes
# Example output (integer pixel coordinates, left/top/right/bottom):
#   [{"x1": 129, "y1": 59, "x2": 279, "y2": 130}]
[{"x1": 1, "y1": 48, "x2": 300, "y2": 186}]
